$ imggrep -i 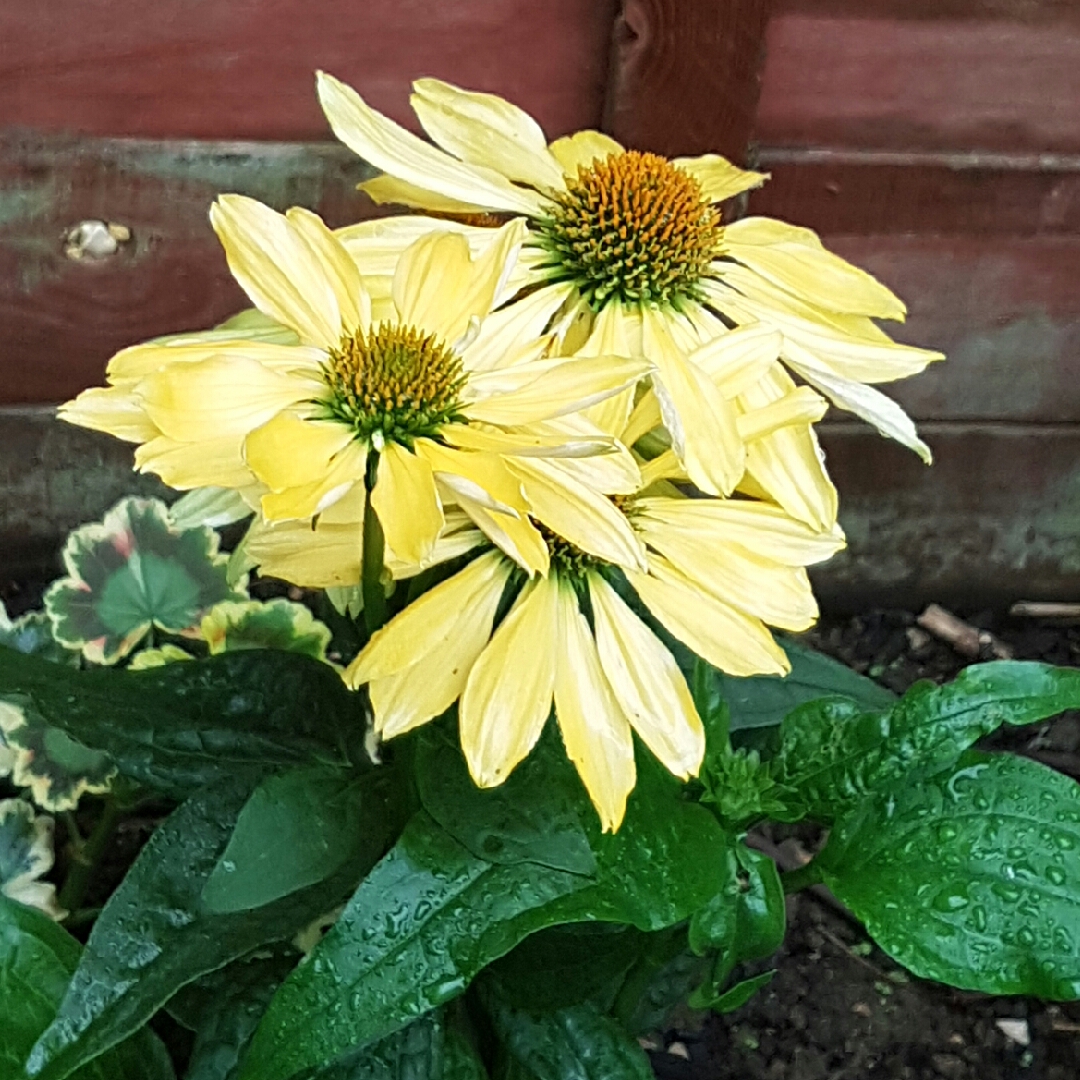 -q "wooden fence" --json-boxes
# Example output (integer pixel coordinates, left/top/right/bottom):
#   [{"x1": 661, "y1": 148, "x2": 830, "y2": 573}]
[{"x1": 2, "y1": 0, "x2": 1078, "y2": 607}]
